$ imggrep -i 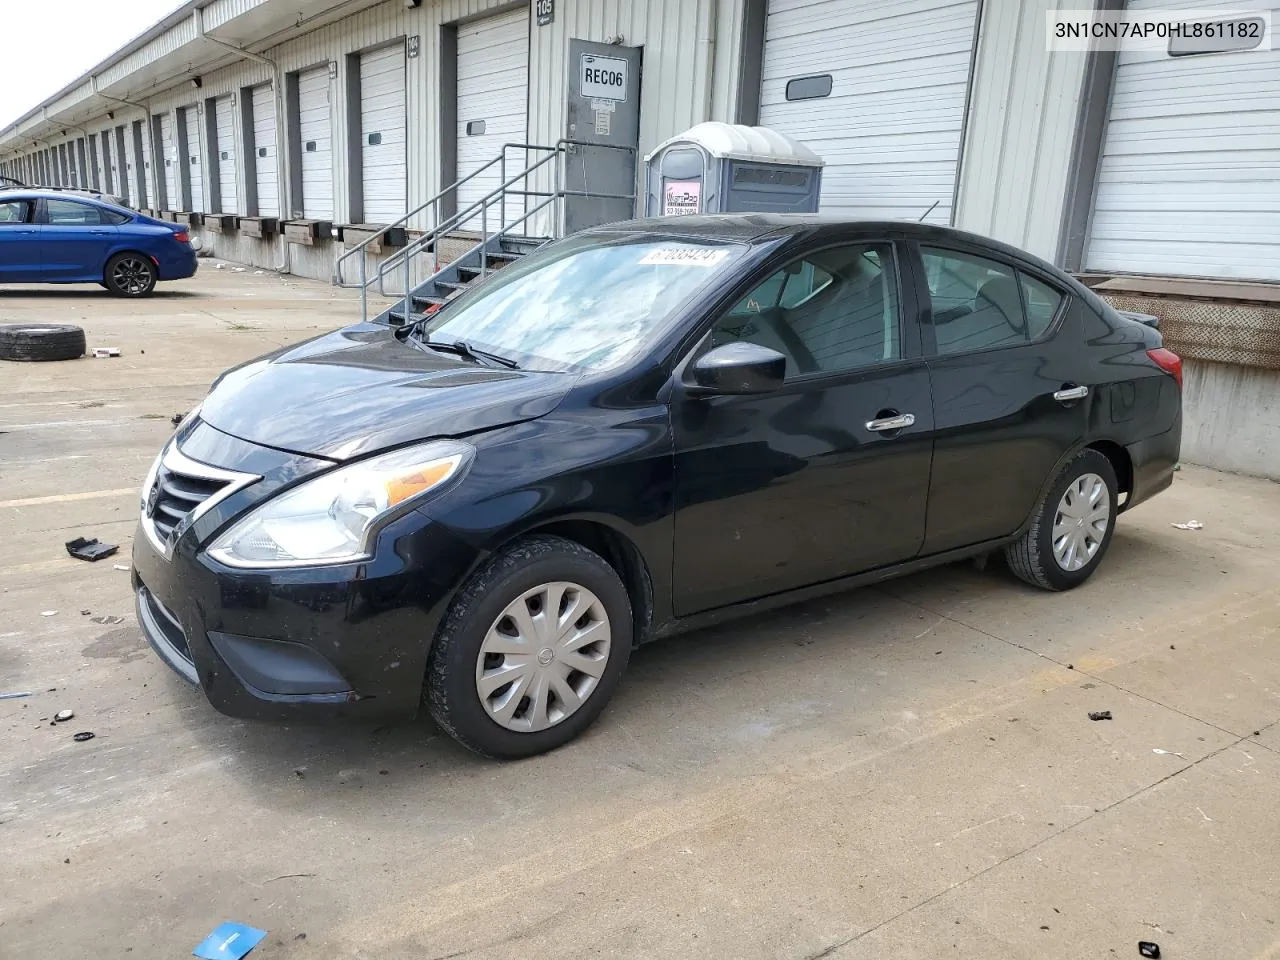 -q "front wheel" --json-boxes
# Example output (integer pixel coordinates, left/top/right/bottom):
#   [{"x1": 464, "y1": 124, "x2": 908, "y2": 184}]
[
  {"x1": 425, "y1": 535, "x2": 633, "y2": 759},
  {"x1": 104, "y1": 252, "x2": 157, "y2": 297},
  {"x1": 1005, "y1": 449, "x2": 1118, "y2": 591}
]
